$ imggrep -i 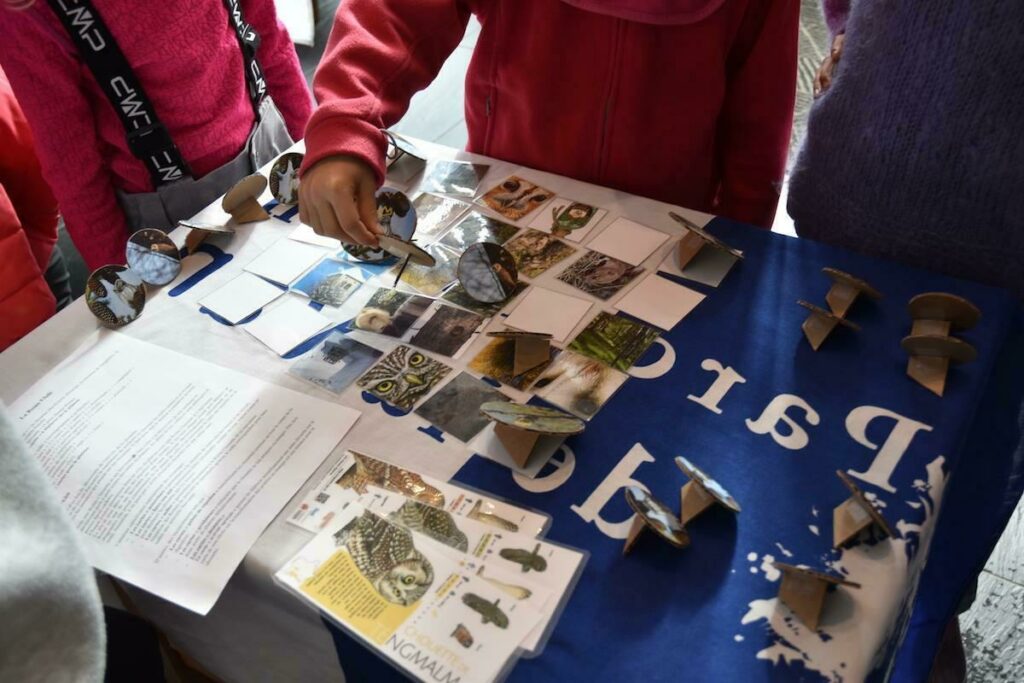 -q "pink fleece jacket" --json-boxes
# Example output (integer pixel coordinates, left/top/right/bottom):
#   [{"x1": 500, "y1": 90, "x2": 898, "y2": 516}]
[{"x1": 0, "y1": 1, "x2": 312, "y2": 270}]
